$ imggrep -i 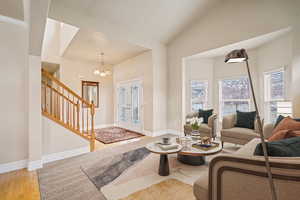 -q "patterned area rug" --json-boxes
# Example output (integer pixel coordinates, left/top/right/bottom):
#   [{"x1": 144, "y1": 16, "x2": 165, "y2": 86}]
[
  {"x1": 120, "y1": 179, "x2": 195, "y2": 200},
  {"x1": 95, "y1": 127, "x2": 144, "y2": 144},
  {"x1": 81, "y1": 147, "x2": 150, "y2": 190}
]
